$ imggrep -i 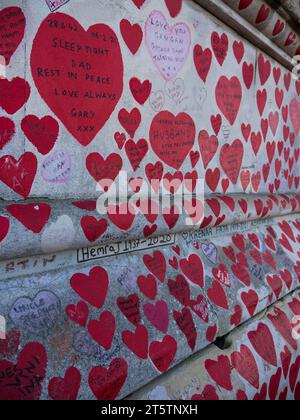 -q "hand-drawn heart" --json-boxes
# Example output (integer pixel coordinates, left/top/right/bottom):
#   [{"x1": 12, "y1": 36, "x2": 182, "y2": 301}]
[
  {"x1": 6, "y1": 203, "x2": 51, "y2": 234},
  {"x1": 267, "y1": 308, "x2": 297, "y2": 350},
  {"x1": 129, "y1": 78, "x2": 152, "y2": 105},
  {"x1": 211, "y1": 114, "x2": 222, "y2": 135},
  {"x1": 180, "y1": 254, "x2": 204, "y2": 288},
  {"x1": 145, "y1": 11, "x2": 191, "y2": 80},
  {"x1": 21, "y1": 115, "x2": 59, "y2": 155},
  {"x1": 89, "y1": 358, "x2": 128, "y2": 400},
  {"x1": 117, "y1": 294, "x2": 141, "y2": 327},
  {"x1": 65, "y1": 301, "x2": 89, "y2": 327},
  {"x1": 231, "y1": 345, "x2": 260, "y2": 389},
  {"x1": 174, "y1": 307, "x2": 197, "y2": 351},
  {"x1": 248, "y1": 323, "x2": 277, "y2": 366},
  {"x1": 149, "y1": 335, "x2": 177, "y2": 373},
  {"x1": 241, "y1": 289, "x2": 258, "y2": 317},
  {"x1": 290, "y1": 99, "x2": 300, "y2": 135},
  {"x1": 0, "y1": 117, "x2": 15, "y2": 150},
  {"x1": 193, "y1": 45, "x2": 212, "y2": 83},
  {"x1": 198, "y1": 130, "x2": 218, "y2": 169},
  {"x1": 0, "y1": 329, "x2": 20, "y2": 358},
  {"x1": 143, "y1": 251, "x2": 167, "y2": 282},
  {"x1": 242, "y1": 62, "x2": 254, "y2": 90},
  {"x1": 215, "y1": 76, "x2": 242, "y2": 125},
  {"x1": 256, "y1": 5, "x2": 270, "y2": 24},
  {"x1": 189, "y1": 294, "x2": 209, "y2": 323},
  {"x1": 207, "y1": 280, "x2": 229, "y2": 309},
  {"x1": 150, "y1": 111, "x2": 196, "y2": 170},
  {"x1": 233, "y1": 40, "x2": 244, "y2": 64},
  {"x1": 0, "y1": 342, "x2": 47, "y2": 400},
  {"x1": 258, "y1": 54, "x2": 271, "y2": 85},
  {"x1": 80, "y1": 216, "x2": 108, "y2": 242},
  {"x1": 165, "y1": 0, "x2": 183, "y2": 17},
  {"x1": 31, "y1": 13, "x2": 123, "y2": 146},
  {"x1": 205, "y1": 355, "x2": 233, "y2": 391},
  {"x1": 48, "y1": 367, "x2": 81, "y2": 401},
  {"x1": 125, "y1": 139, "x2": 148, "y2": 171},
  {"x1": 192, "y1": 385, "x2": 220, "y2": 401},
  {"x1": 266, "y1": 274, "x2": 283, "y2": 300},
  {"x1": 211, "y1": 32, "x2": 228, "y2": 66},
  {"x1": 70, "y1": 267, "x2": 109, "y2": 309},
  {"x1": 122, "y1": 325, "x2": 148, "y2": 359},
  {"x1": 280, "y1": 346, "x2": 292, "y2": 379},
  {"x1": 206, "y1": 168, "x2": 220, "y2": 192},
  {"x1": 0, "y1": 152, "x2": 37, "y2": 198},
  {"x1": 0, "y1": 216, "x2": 9, "y2": 242},
  {"x1": 168, "y1": 275, "x2": 191, "y2": 306},
  {"x1": 107, "y1": 203, "x2": 136, "y2": 231},
  {"x1": 120, "y1": 19, "x2": 143, "y2": 55},
  {"x1": 118, "y1": 108, "x2": 141, "y2": 138},
  {"x1": 86, "y1": 153, "x2": 122, "y2": 189},
  {"x1": 144, "y1": 300, "x2": 169, "y2": 333},
  {"x1": 0, "y1": 7, "x2": 25, "y2": 65},
  {"x1": 269, "y1": 368, "x2": 282, "y2": 400},
  {"x1": 289, "y1": 357, "x2": 300, "y2": 392},
  {"x1": 220, "y1": 139, "x2": 244, "y2": 185},
  {"x1": 88, "y1": 311, "x2": 115, "y2": 350},
  {"x1": 0, "y1": 77, "x2": 30, "y2": 115},
  {"x1": 201, "y1": 243, "x2": 217, "y2": 264}
]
